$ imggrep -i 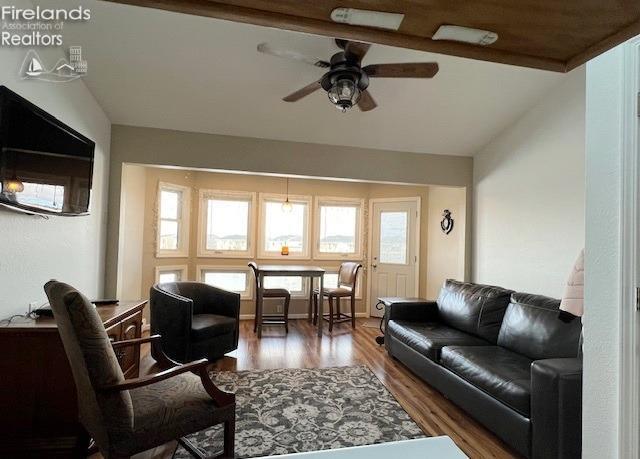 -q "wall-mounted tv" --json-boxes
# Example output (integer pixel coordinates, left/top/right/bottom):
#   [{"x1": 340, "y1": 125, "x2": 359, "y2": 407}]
[{"x1": 0, "y1": 86, "x2": 95, "y2": 216}]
